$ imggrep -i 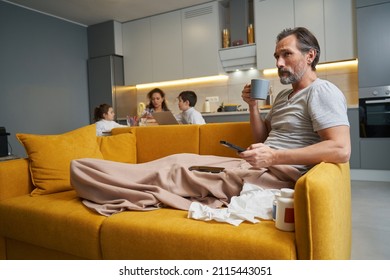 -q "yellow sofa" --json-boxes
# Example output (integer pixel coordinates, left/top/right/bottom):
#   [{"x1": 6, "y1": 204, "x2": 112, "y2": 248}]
[{"x1": 0, "y1": 122, "x2": 351, "y2": 259}]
